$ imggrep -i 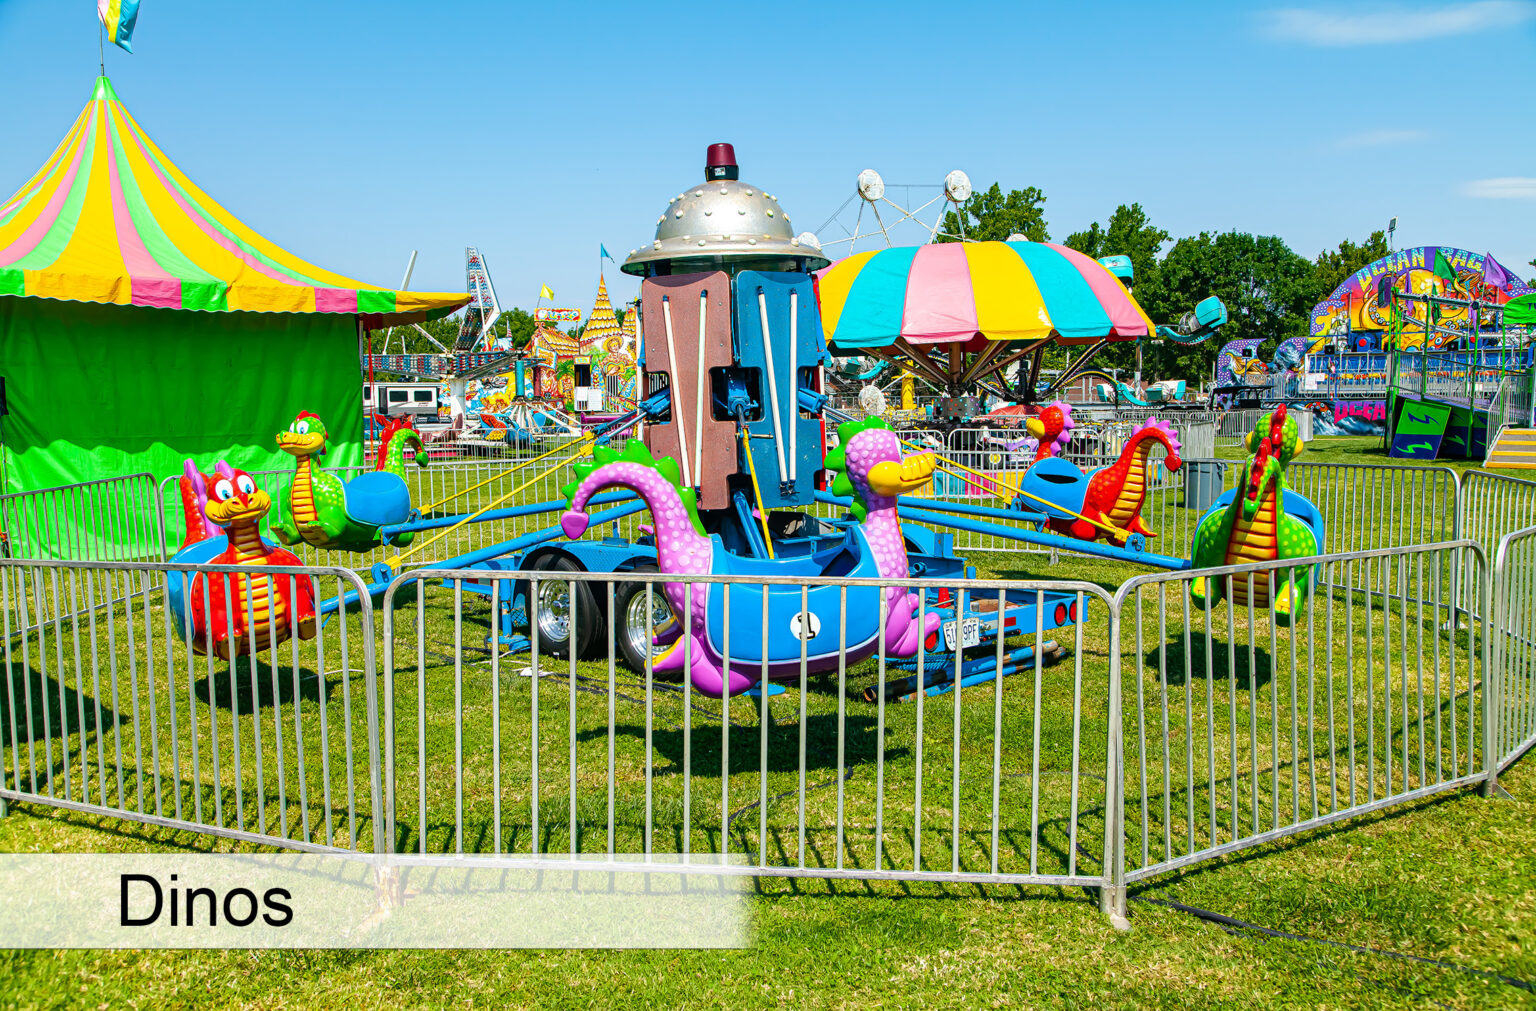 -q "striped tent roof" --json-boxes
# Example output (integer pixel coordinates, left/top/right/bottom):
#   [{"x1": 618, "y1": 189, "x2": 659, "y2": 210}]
[
  {"x1": 818, "y1": 240, "x2": 1155, "y2": 348},
  {"x1": 0, "y1": 78, "x2": 469, "y2": 327}
]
